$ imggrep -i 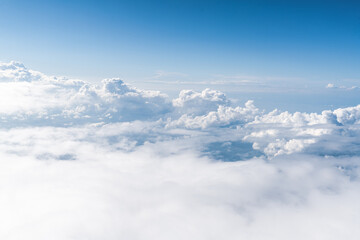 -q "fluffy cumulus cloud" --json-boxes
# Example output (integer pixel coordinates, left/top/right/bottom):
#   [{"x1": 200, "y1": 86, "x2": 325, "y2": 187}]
[
  {"x1": 0, "y1": 62, "x2": 172, "y2": 126},
  {"x1": 1, "y1": 61, "x2": 360, "y2": 240}
]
